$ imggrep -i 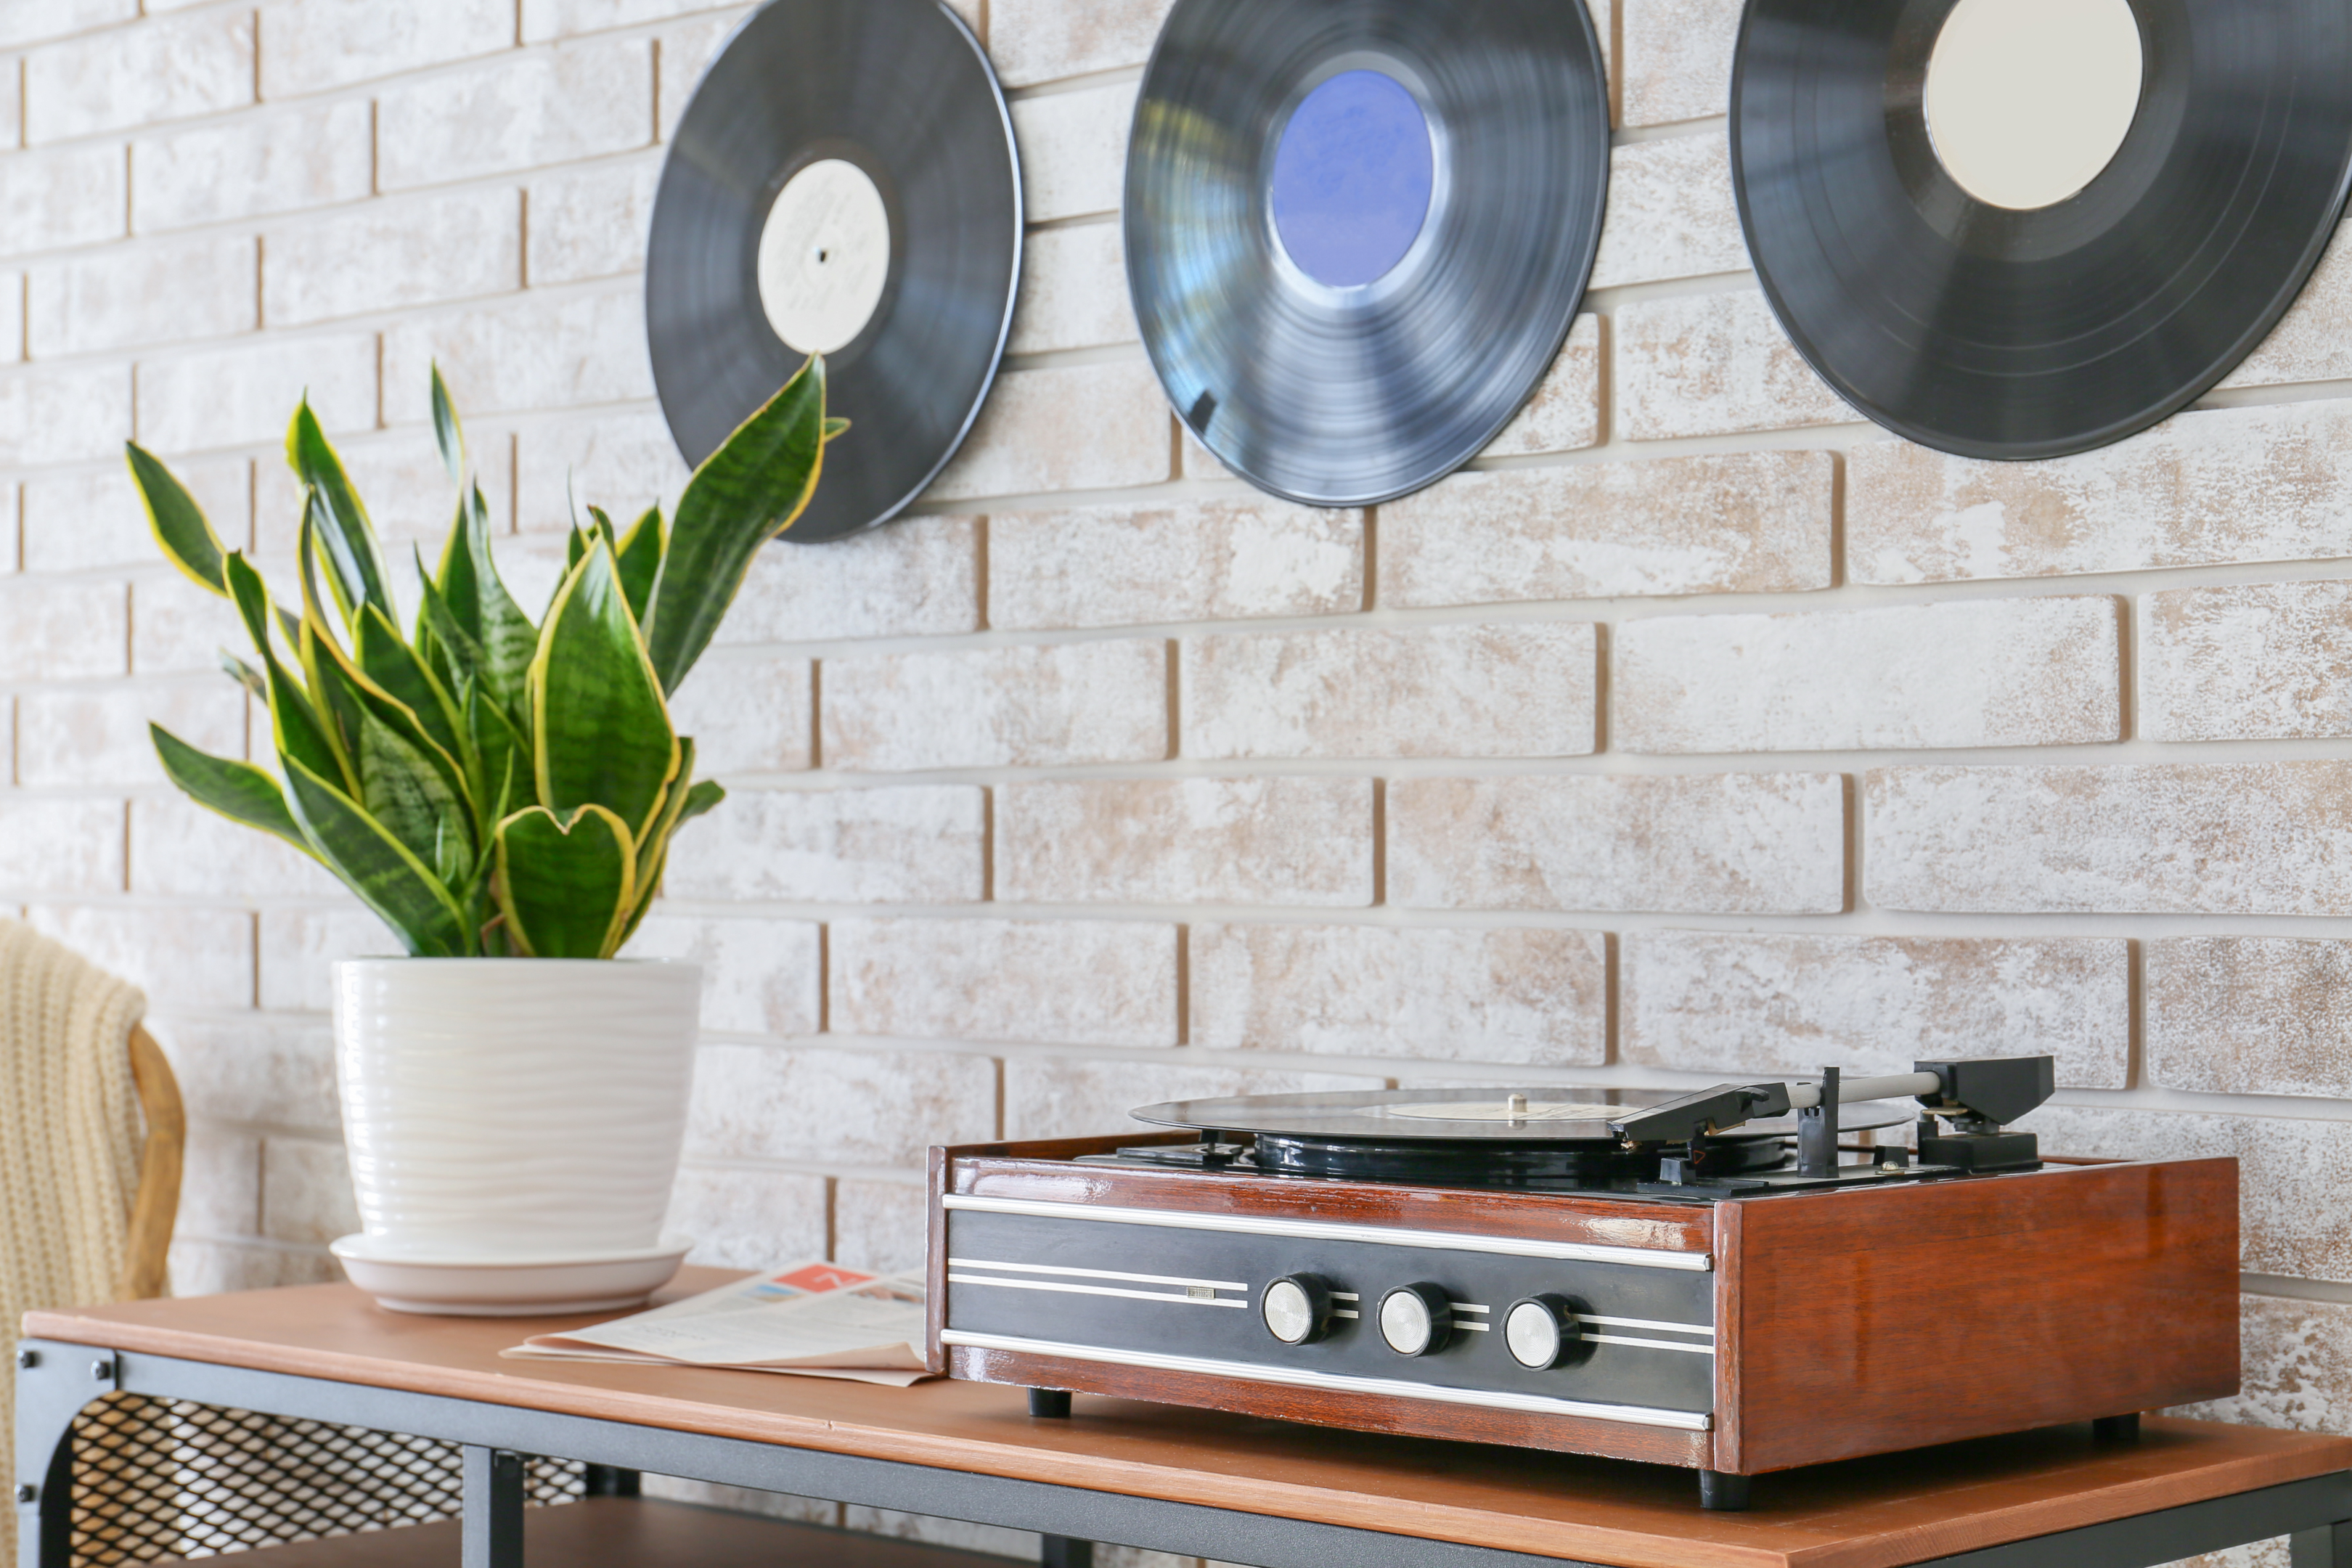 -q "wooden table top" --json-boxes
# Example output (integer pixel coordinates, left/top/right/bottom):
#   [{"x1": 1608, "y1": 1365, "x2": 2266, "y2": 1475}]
[{"x1": 25, "y1": 1270, "x2": 2352, "y2": 1568}]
